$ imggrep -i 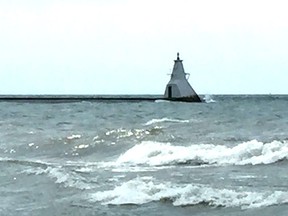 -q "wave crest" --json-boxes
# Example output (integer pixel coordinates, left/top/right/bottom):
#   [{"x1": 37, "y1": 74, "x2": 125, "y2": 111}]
[
  {"x1": 116, "y1": 140, "x2": 288, "y2": 166},
  {"x1": 144, "y1": 118, "x2": 189, "y2": 126},
  {"x1": 89, "y1": 177, "x2": 288, "y2": 208}
]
